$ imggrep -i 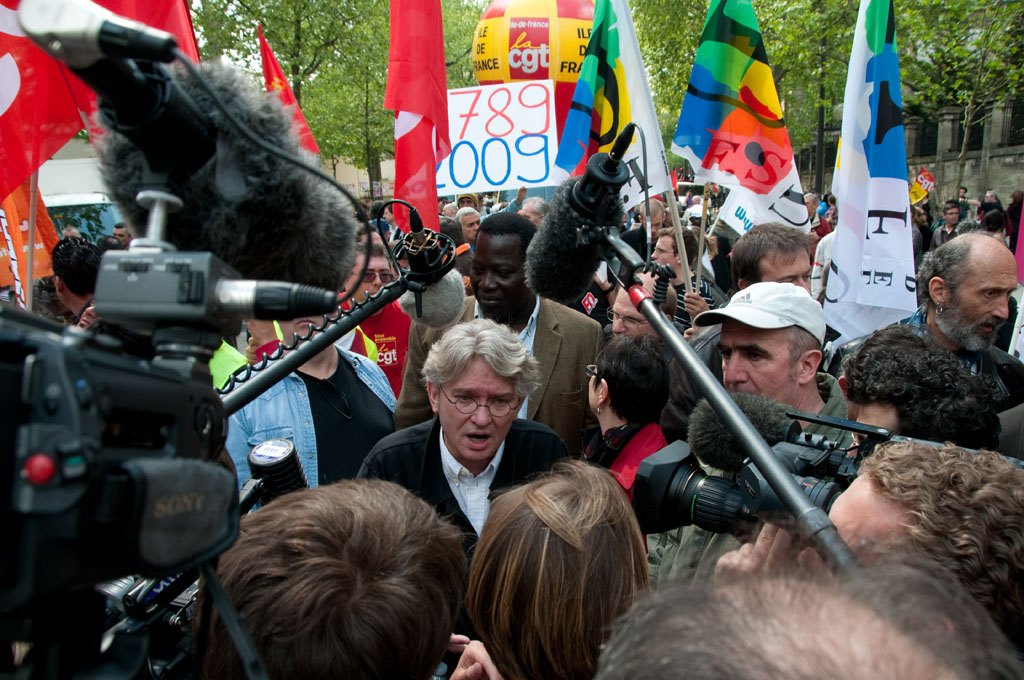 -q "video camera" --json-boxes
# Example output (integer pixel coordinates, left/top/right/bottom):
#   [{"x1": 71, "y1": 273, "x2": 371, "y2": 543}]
[{"x1": 632, "y1": 412, "x2": 872, "y2": 536}]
